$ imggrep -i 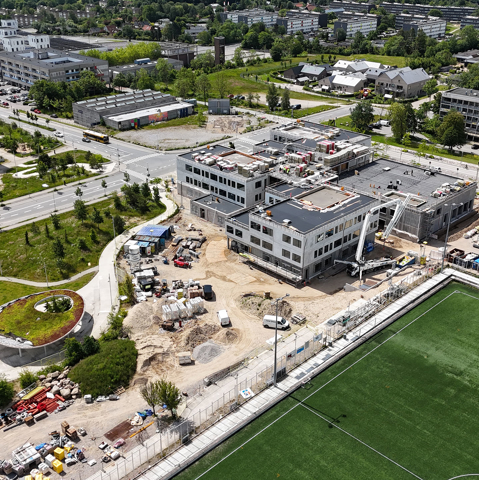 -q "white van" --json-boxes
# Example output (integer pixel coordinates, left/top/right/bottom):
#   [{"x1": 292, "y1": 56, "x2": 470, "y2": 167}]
[
  {"x1": 263, "y1": 315, "x2": 289, "y2": 330},
  {"x1": 217, "y1": 310, "x2": 230, "y2": 326},
  {"x1": 379, "y1": 119, "x2": 390, "y2": 127}
]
